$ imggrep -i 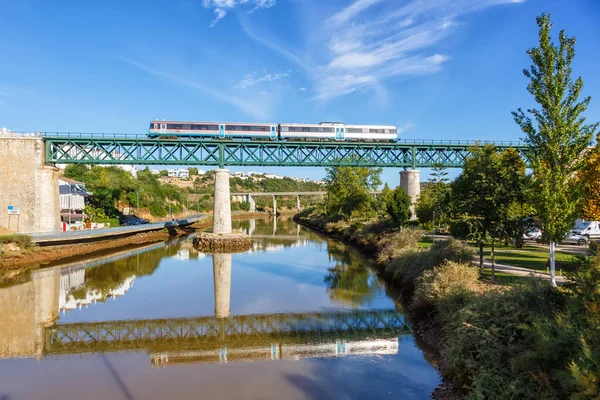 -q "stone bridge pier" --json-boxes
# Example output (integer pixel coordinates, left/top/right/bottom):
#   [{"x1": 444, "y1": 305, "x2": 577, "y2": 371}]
[
  {"x1": 212, "y1": 169, "x2": 232, "y2": 234},
  {"x1": 400, "y1": 170, "x2": 421, "y2": 220},
  {"x1": 0, "y1": 136, "x2": 61, "y2": 233}
]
